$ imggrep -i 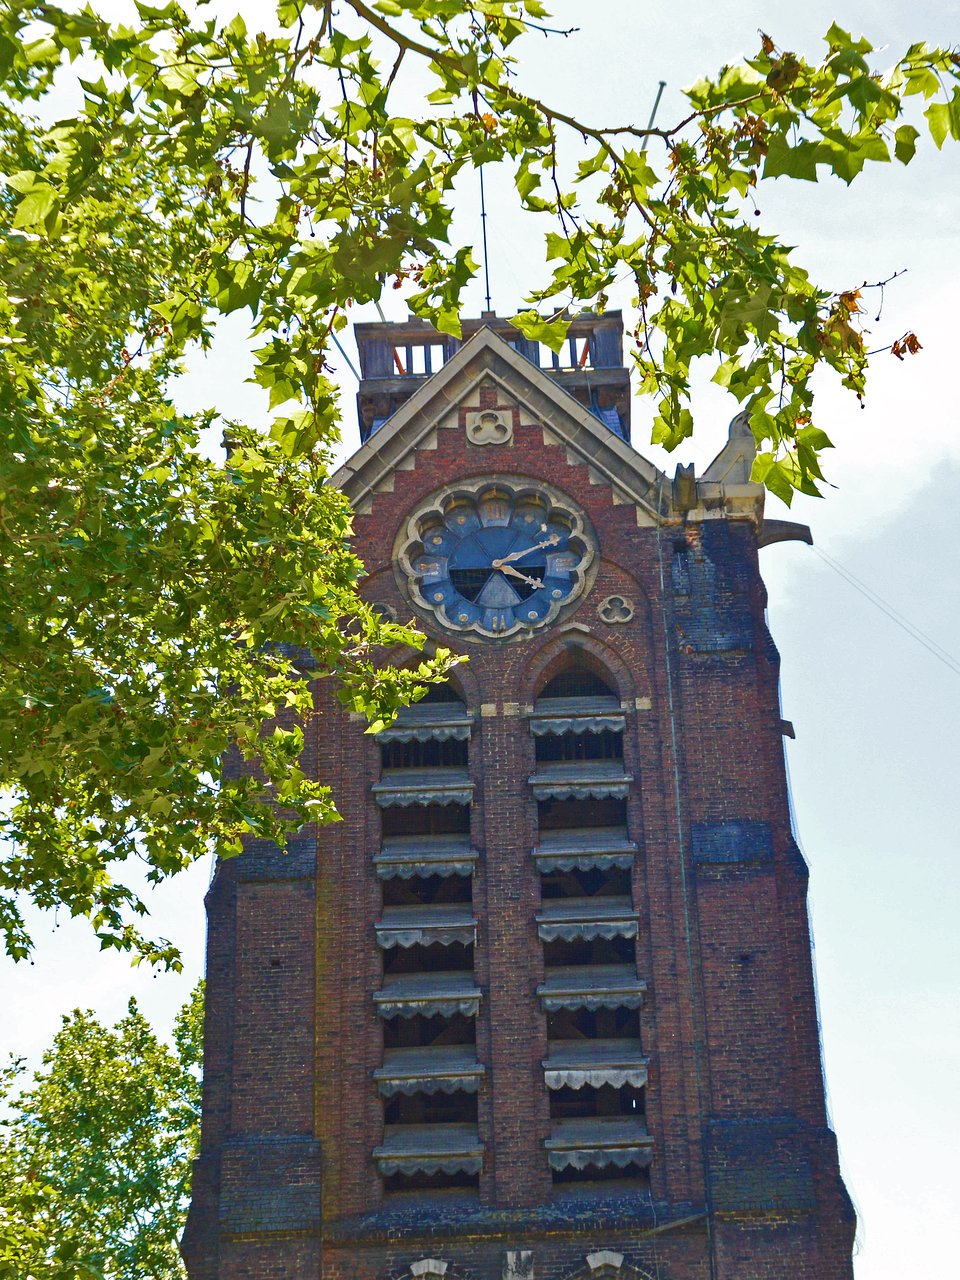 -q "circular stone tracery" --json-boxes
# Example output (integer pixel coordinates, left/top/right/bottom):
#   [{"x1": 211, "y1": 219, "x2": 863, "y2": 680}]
[{"x1": 396, "y1": 479, "x2": 596, "y2": 640}]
